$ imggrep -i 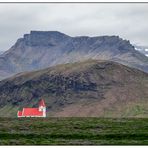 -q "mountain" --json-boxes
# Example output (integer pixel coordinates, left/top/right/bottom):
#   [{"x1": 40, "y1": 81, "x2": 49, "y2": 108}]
[
  {"x1": 134, "y1": 45, "x2": 148, "y2": 57},
  {"x1": 0, "y1": 59, "x2": 147, "y2": 117},
  {"x1": 0, "y1": 31, "x2": 148, "y2": 80},
  {"x1": 0, "y1": 51, "x2": 4, "y2": 55}
]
